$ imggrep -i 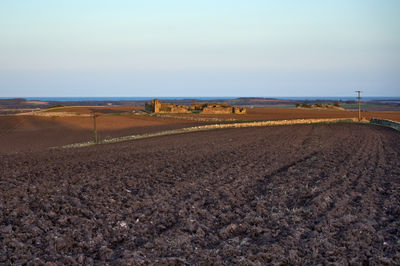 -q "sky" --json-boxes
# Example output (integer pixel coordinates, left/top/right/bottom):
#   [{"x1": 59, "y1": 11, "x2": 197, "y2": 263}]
[{"x1": 0, "y1": 0, "x2": 399, "y2": 97}]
